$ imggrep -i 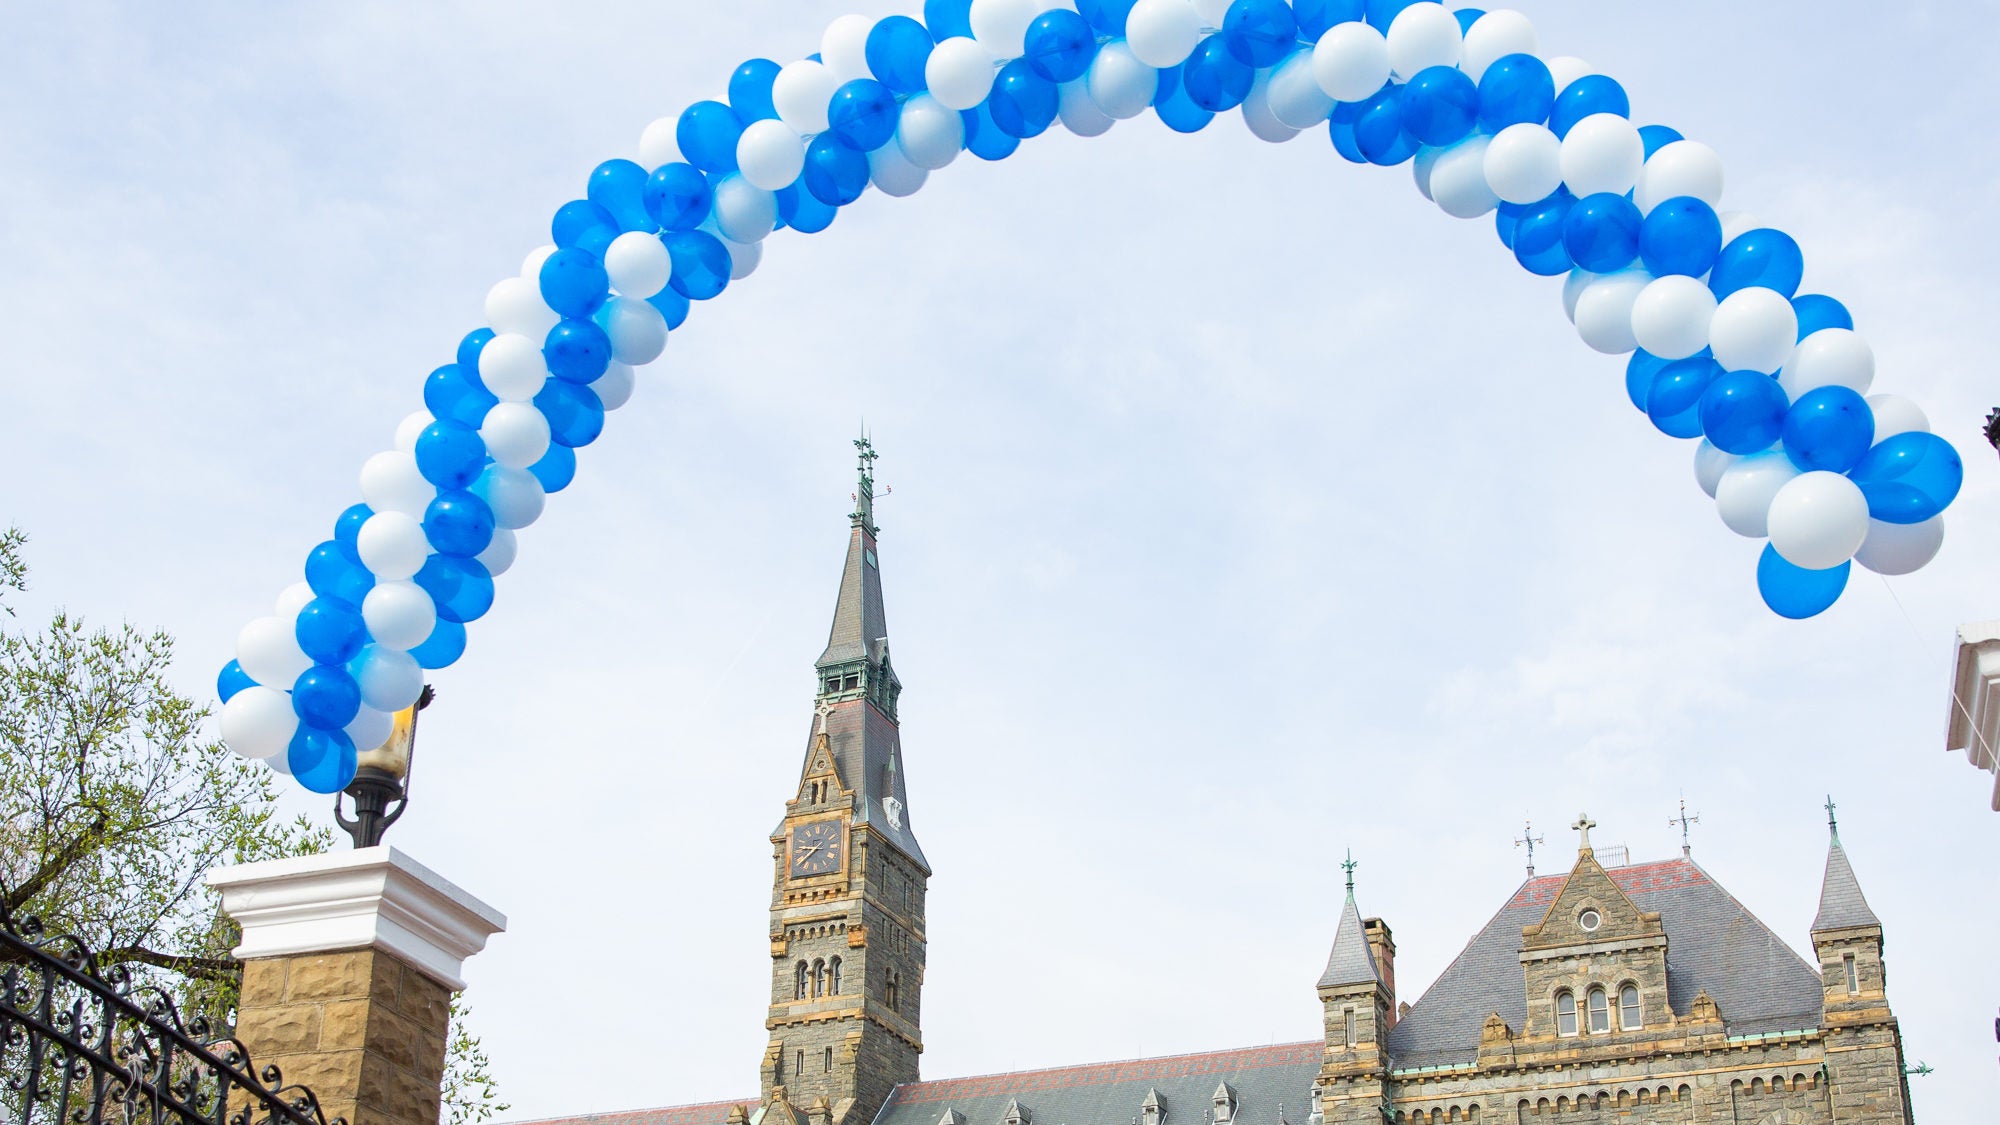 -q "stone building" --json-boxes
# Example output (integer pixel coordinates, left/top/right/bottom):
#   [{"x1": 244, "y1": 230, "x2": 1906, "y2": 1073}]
[{"x1": 517, "y1": 448, "x2": 1917, "y2": 1125}]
